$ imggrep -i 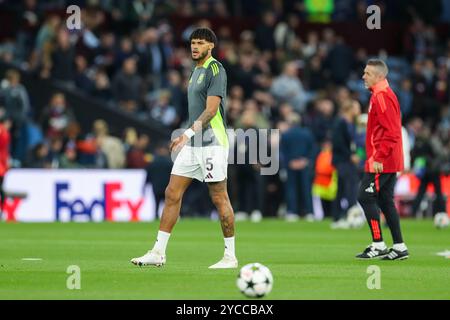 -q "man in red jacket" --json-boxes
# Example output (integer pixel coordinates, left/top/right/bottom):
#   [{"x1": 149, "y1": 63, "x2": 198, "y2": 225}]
[
  {"x1": 356, "y1": 59, "x2": 409, "y2": 260},
  {"x1": 0, "y1": 110, "x2": 11, "y2": 220}
]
